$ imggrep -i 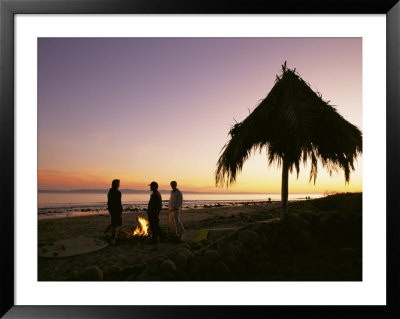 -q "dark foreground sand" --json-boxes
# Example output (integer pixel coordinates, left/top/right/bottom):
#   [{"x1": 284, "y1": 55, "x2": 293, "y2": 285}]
[{"x1": 38, "y1": 193, "x2": 362, "y2": 281}]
